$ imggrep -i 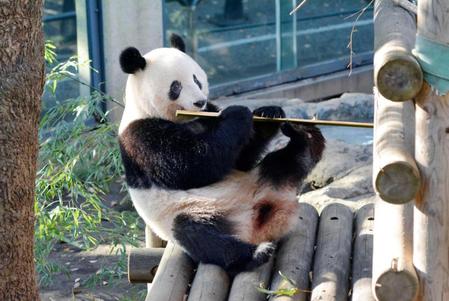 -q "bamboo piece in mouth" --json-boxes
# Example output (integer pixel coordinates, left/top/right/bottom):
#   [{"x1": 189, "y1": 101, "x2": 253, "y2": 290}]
[{"x1": 176, "y1": 110, "x2": 374, "y2": 128}]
